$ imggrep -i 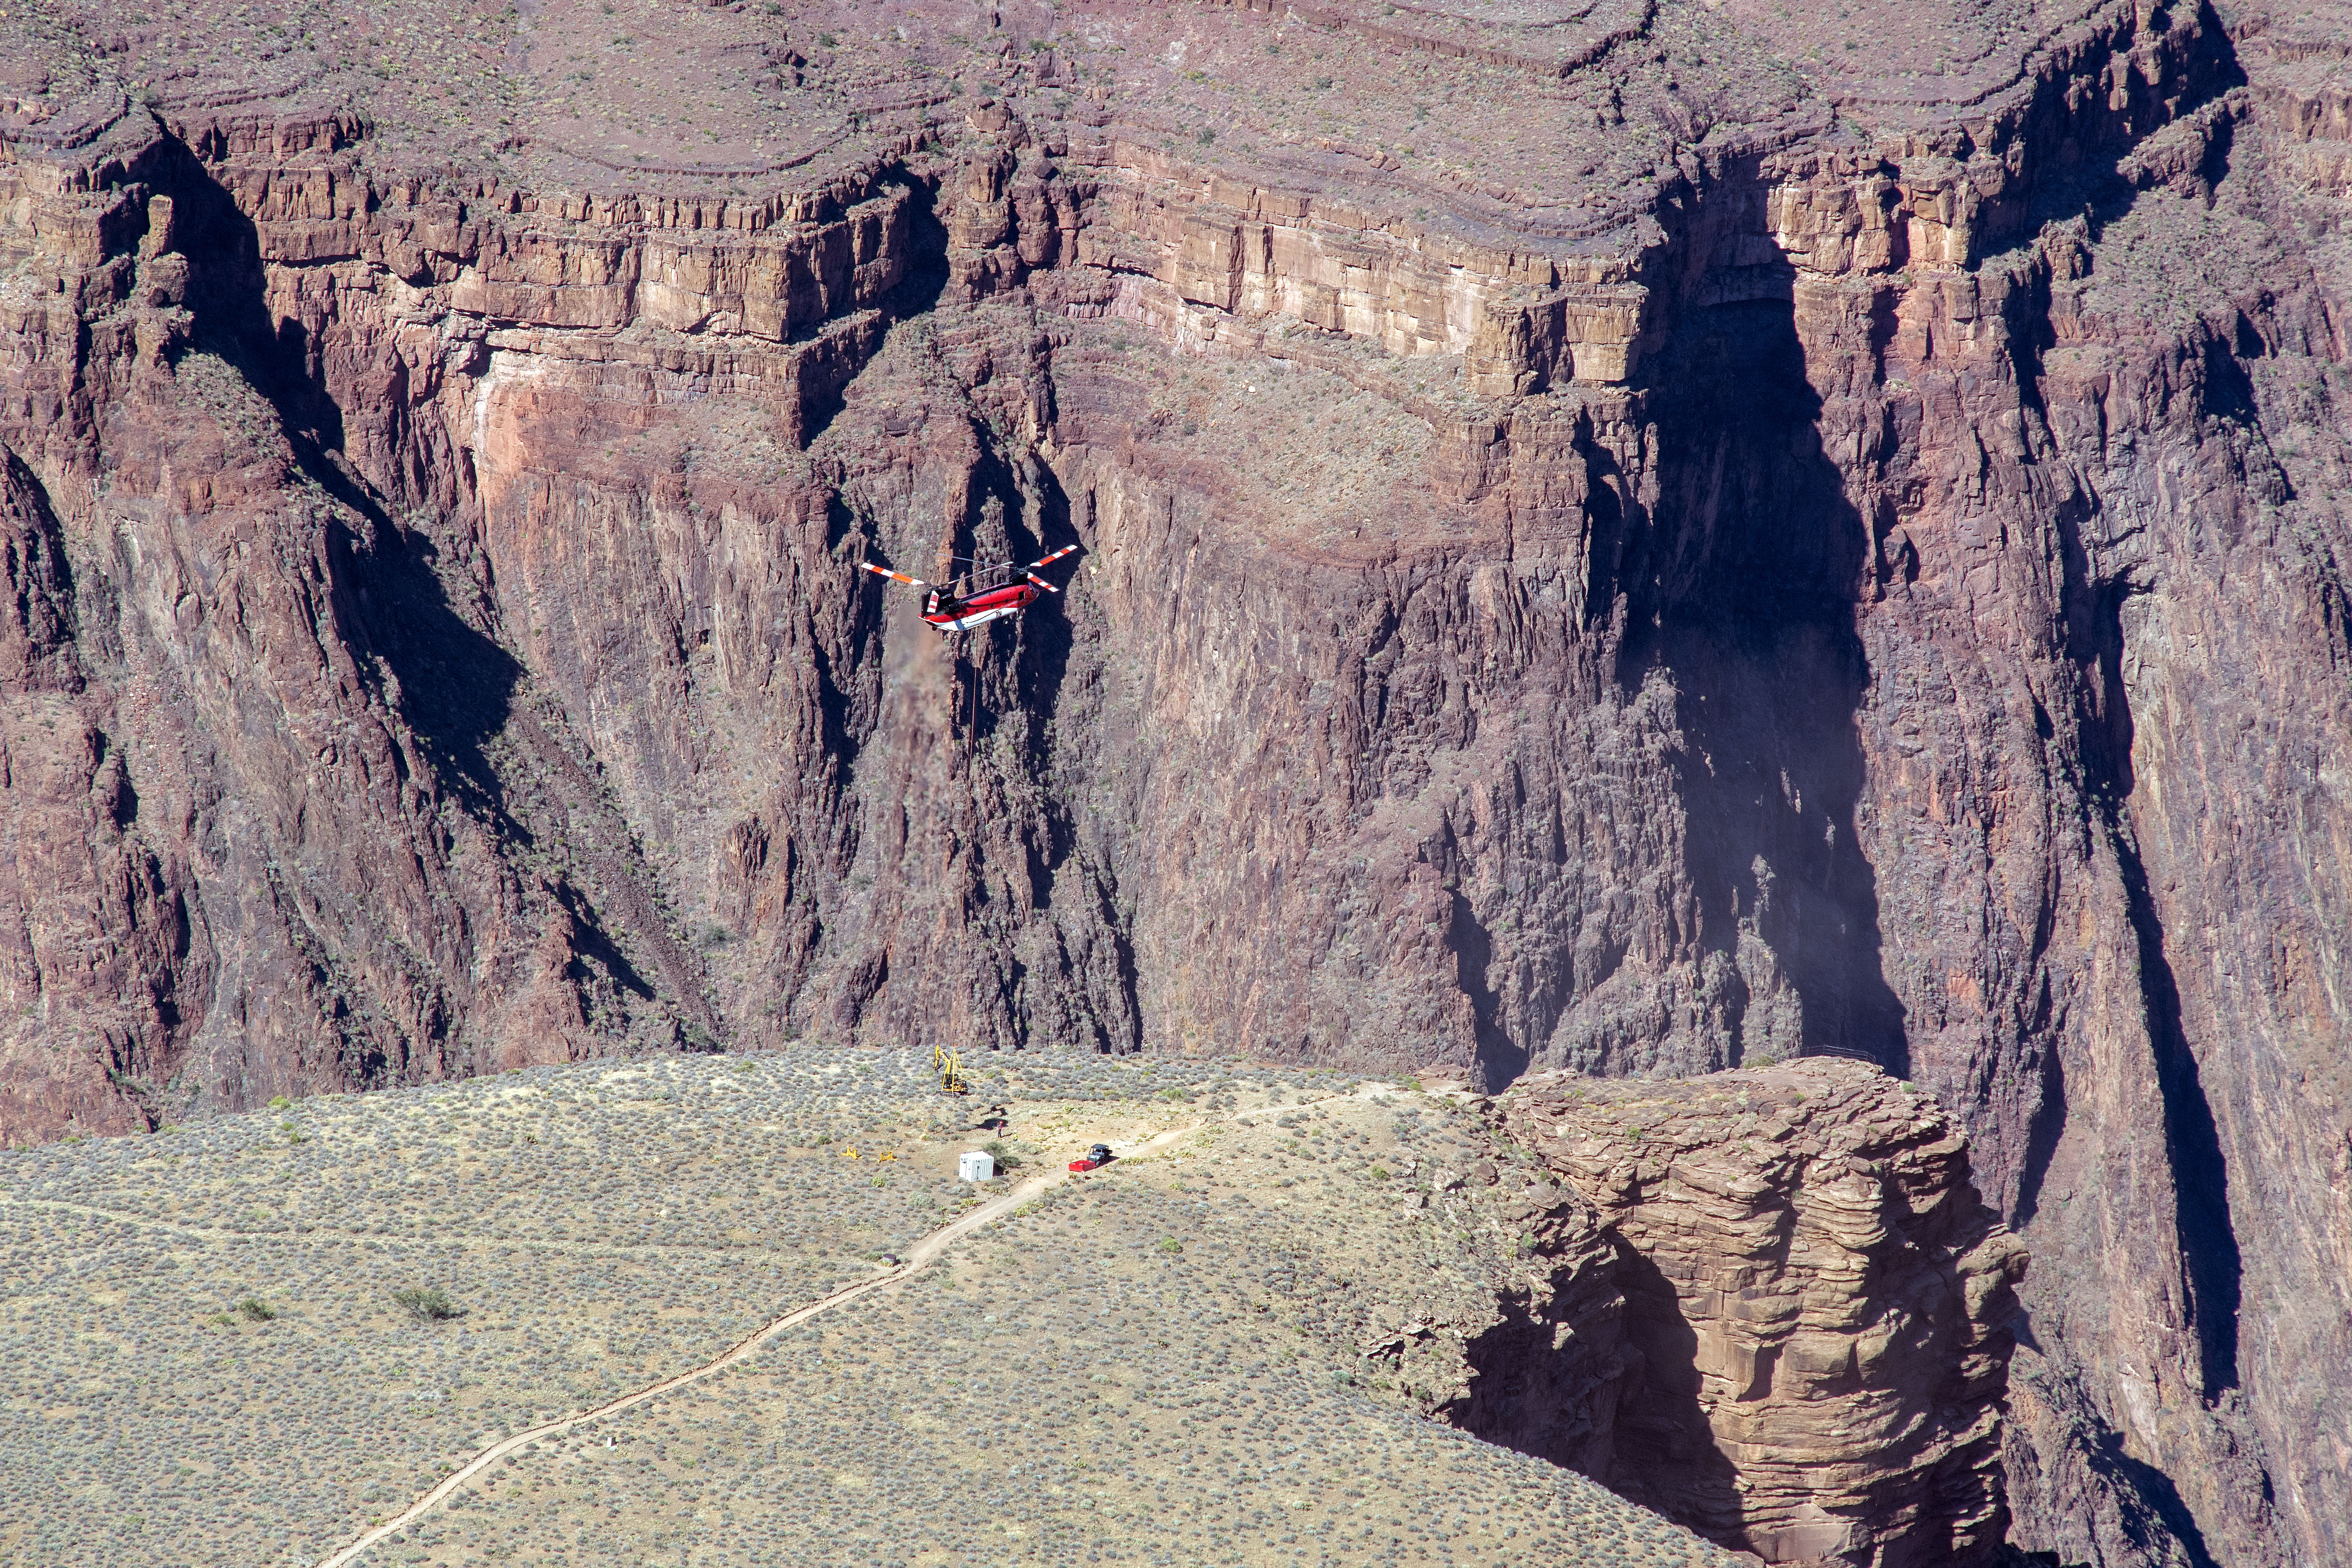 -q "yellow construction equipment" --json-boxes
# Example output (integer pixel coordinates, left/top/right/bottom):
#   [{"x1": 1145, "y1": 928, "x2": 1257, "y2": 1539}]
[{"x1": 934, "y1": 1044, "x2": 969, "y2": 1095}]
